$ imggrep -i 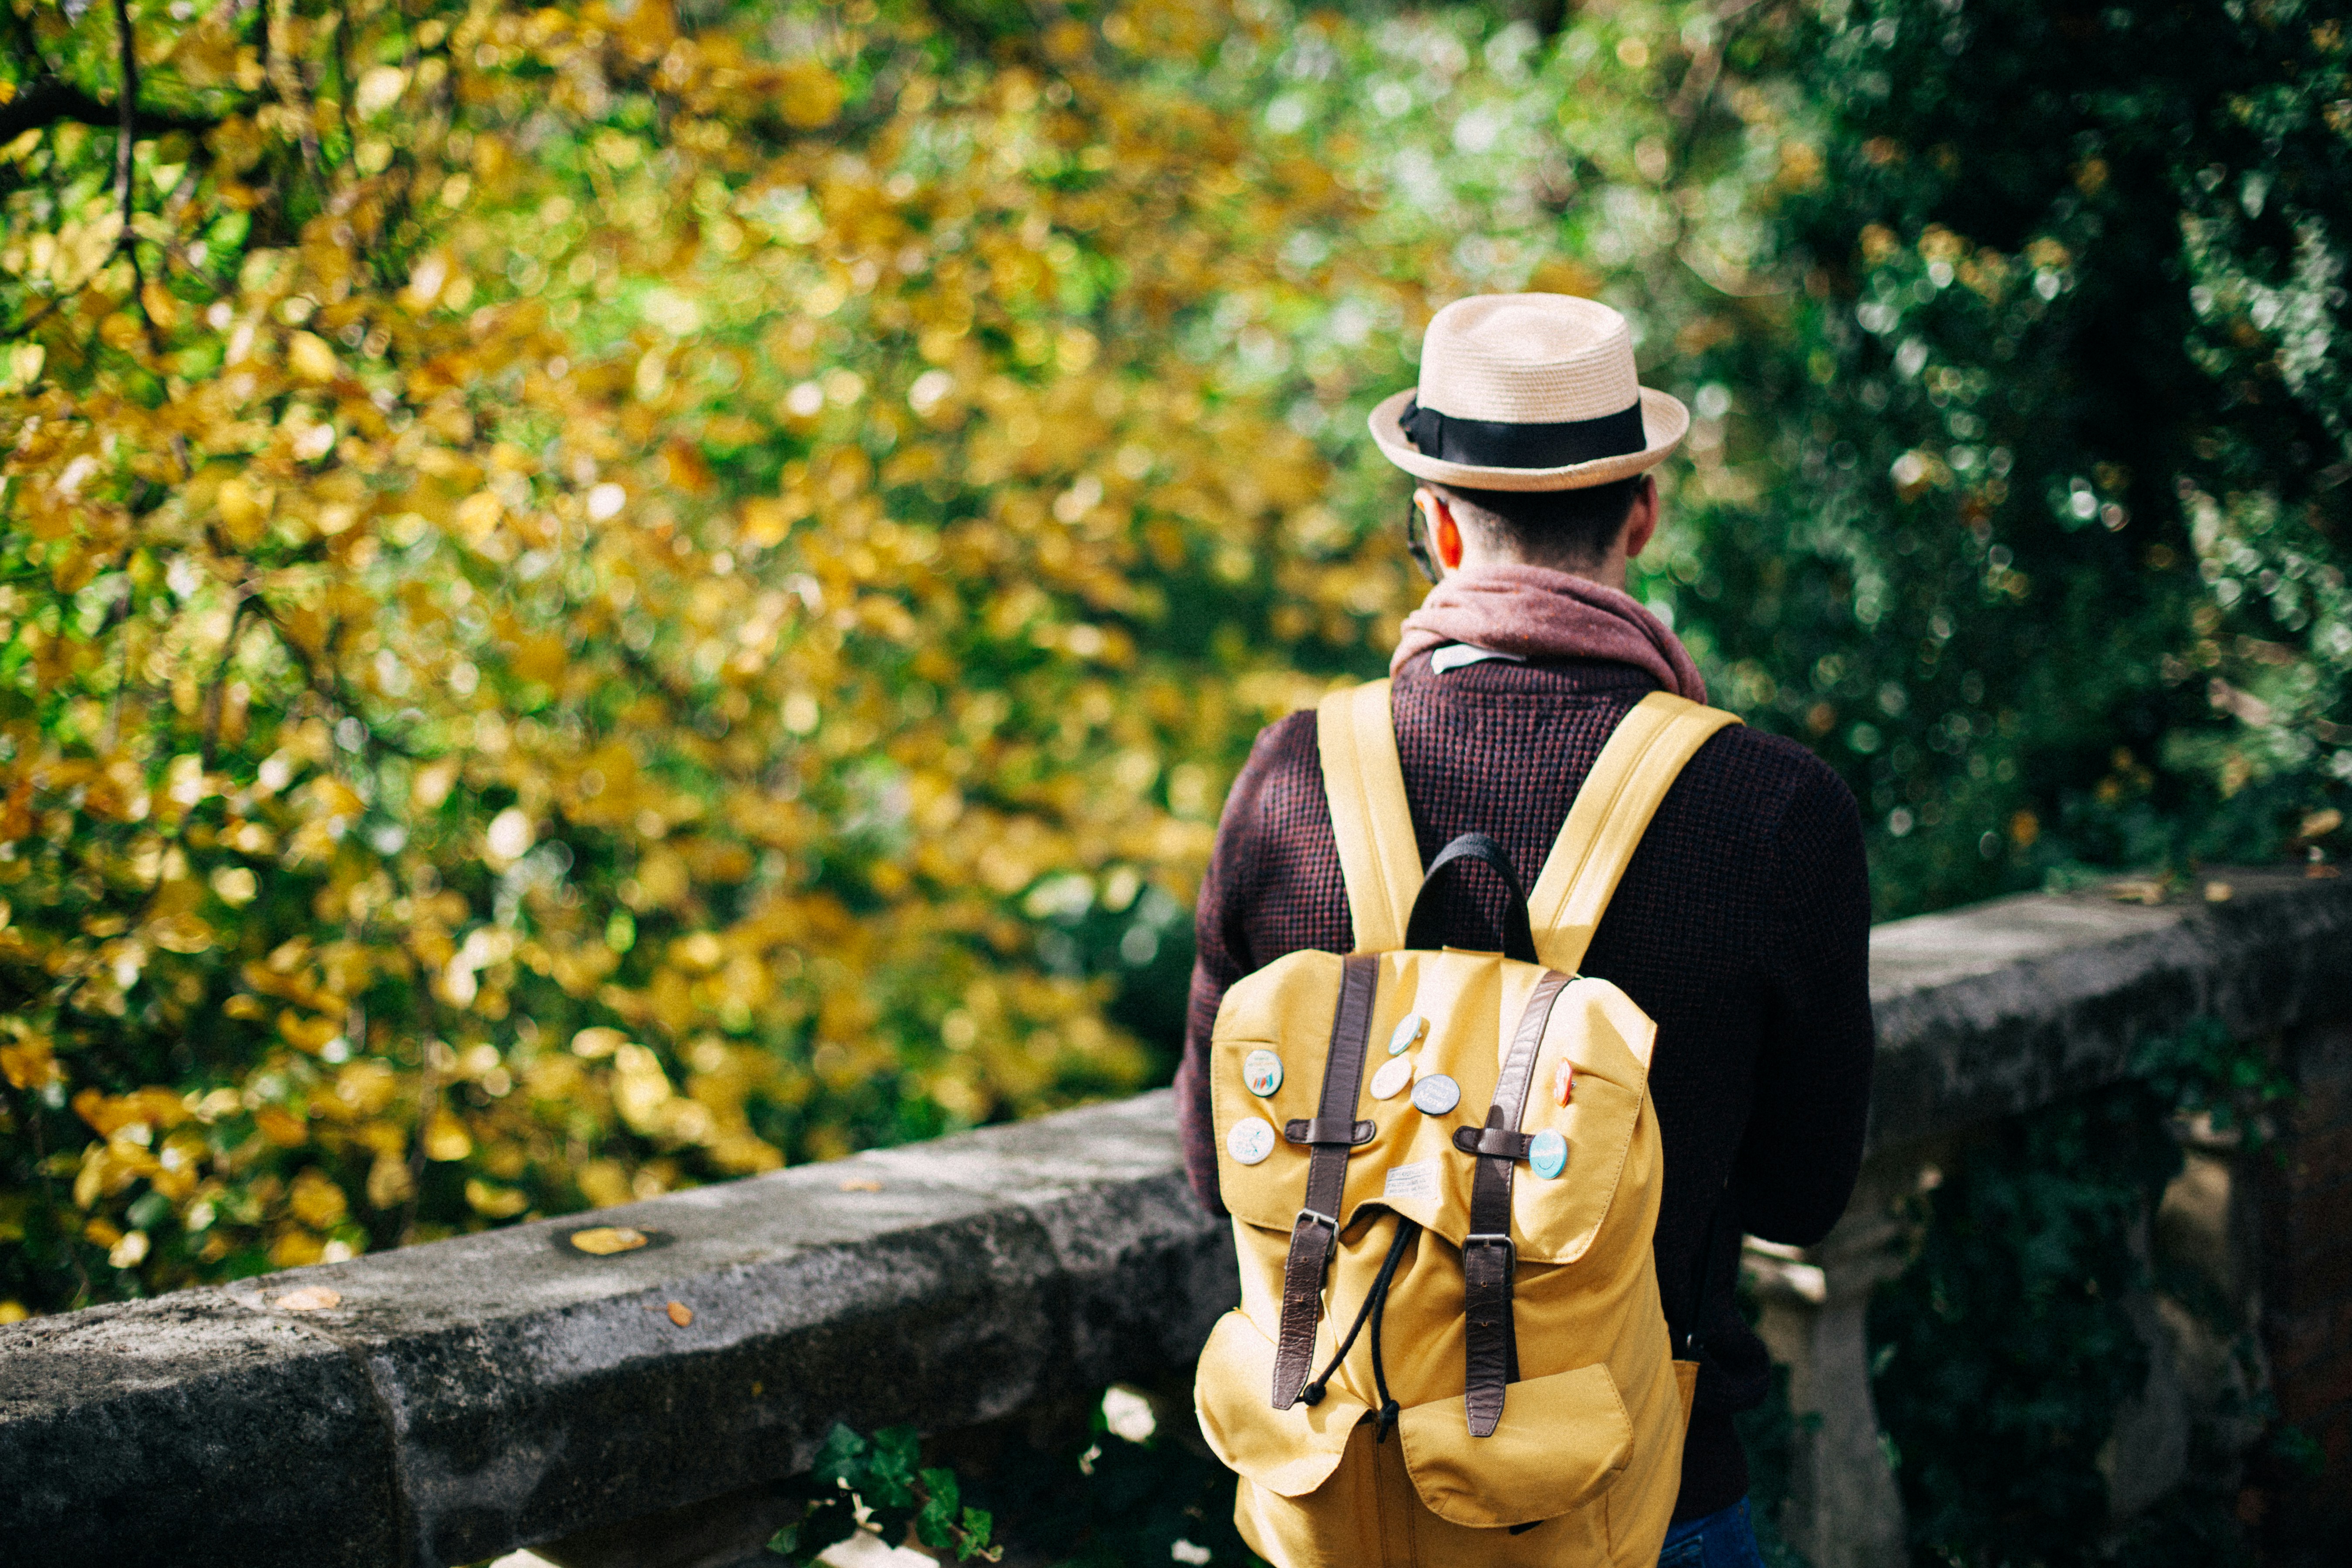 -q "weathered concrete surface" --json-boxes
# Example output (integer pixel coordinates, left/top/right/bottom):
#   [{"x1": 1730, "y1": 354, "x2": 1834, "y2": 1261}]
[
  {"x1": 1868, "y1": 868, "x2": 2352, "y2": 1150},
  {"x1": 0, "y1": 1093, "x2": 1232, "y2": 1568},
  {"x1": 3, "y1": 871, "x2": 2347, "y2": 1568},
  {"x1": 0, "y1": 1298, "x2": 404, "y2": 1564}
]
